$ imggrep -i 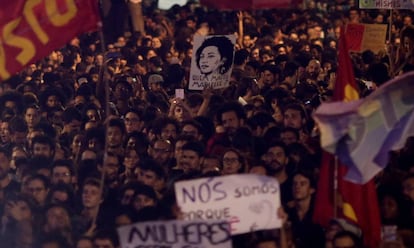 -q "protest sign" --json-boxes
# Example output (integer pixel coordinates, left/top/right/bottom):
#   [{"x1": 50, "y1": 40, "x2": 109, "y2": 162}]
[
  {"x1": 189, "y1": 35, "x2": 236, "y2": 90},
  {"x1": 117, "y1": 219, "x2": 232, "y2": 248},
  {"x1": 158, "y1": 0, "x2": 188, "y2": 10},
  {"x1": 346, "y1": 24, "x2": 387, "y2": 53},
  {"x1": 359, "y1": 0, "x2": 414, "y2": 9},
  {"x1": 174, "y1": 174, "x2": 282, "y2": 235}
]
